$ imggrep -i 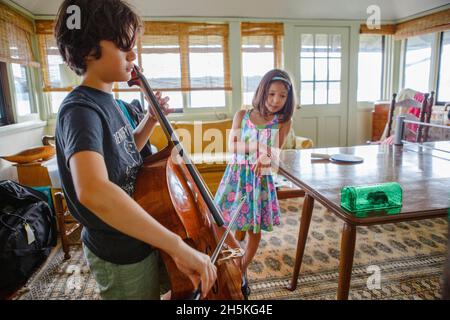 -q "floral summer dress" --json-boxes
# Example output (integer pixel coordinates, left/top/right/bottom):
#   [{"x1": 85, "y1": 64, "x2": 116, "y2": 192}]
[{"x1": 214, "y1": 110, "x2": 281, "y2": 233}]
